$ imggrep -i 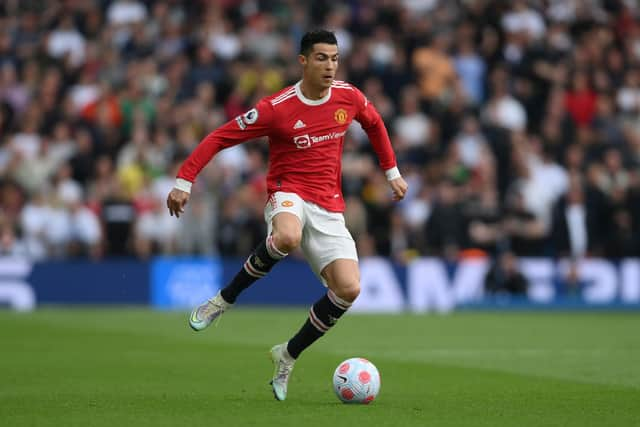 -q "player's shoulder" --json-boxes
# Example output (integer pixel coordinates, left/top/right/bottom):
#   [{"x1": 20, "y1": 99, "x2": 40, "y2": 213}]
[
  {"x1": 330, "y1": 80, "x2": 356, "y2": 91},
  {"x1": 264, "y1": 84, "x2": 297, "y2": 108},
  {"x1": 331, "y1": 80, "x2": 365, "y2": 105}
]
